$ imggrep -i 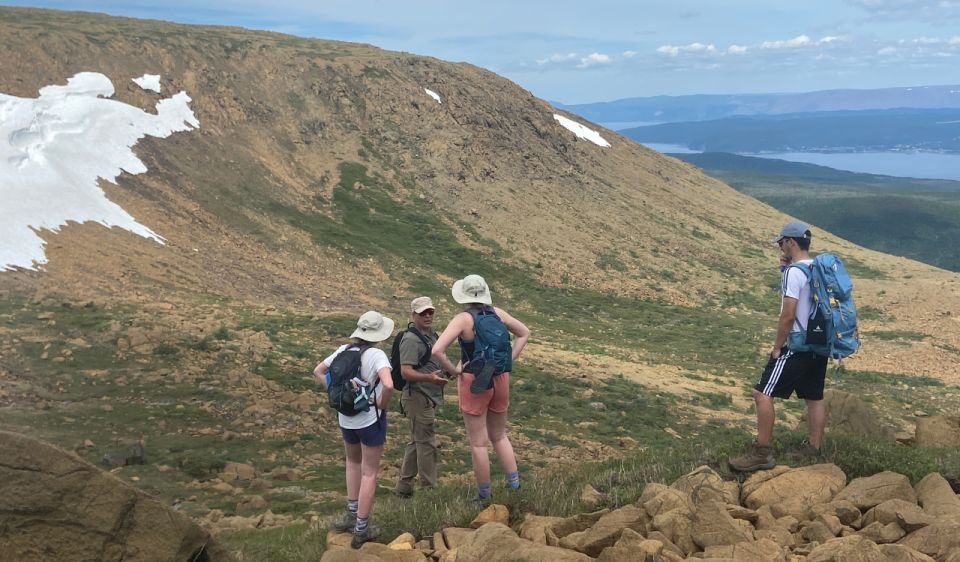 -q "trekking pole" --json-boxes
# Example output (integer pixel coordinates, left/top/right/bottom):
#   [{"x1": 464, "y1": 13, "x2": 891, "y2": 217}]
[{"x1": 832, "y1": 358, "x2": 842, "y2": 385}]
